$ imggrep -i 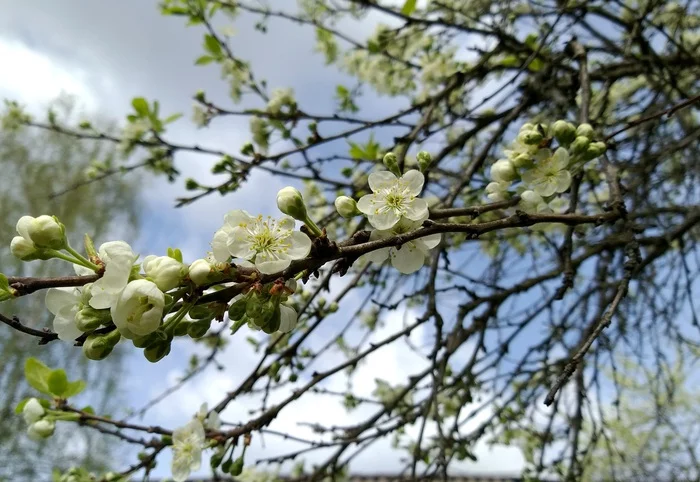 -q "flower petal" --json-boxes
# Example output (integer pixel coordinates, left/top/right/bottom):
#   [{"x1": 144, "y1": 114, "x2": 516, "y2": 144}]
[
  {"x1": 255, "y1": 253, "x2": 291, "y2": 274},
  {"x1": 277, "y1": 216, "x2": 296, "y2": 231},
  {"x1": 227, "y1": 226, "x2": 256, "y2": 259},
  {"x1": 403, "y1": 198, "x2": 429, "y2": 222},
  {"x1": 278, "y1": 305, "x2": 298, "y2": 333},
  {"x1": 45, "y1": 288, "x2": 79, "y2": 316},
  {"x1": 54, "y1": 314, "x2": 82, "y2": 342},
  {"x1": 211, "y1": 228, "x2": 231, "y2": 262},
  {"x1": 554, "y1": 170, "x2": 572, "y2": 193},
  {"x1": 368, "y1": 170, "x2": 398, "y2": 192},
  {"x1": 286, "y1": 231, "x2": 312, "y2": 259},
  {"x1": 416, "y1": 233, "x2": 442, "y2": 251},
  {"x1": 368, "y1": 210, "x2": 400, "y2": 230},
  {"x1": 552, "y1": 147, "x2": 569, "y2": 170},
  {"x1": 390, "y1": 243, "x2": 425, "y2": 274},
  {"x1": 356, "y1": 194, "x2": 377, "y2": 216},
  {"x1": 401, "y1": 169, "x2": 425, "y2": 196},
  {"x1": 365, "y1": 247, "x2": 390, "y2": 264},
  {"x1": 224, "y1": 209, "x2": 254, "y2": 227}
]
